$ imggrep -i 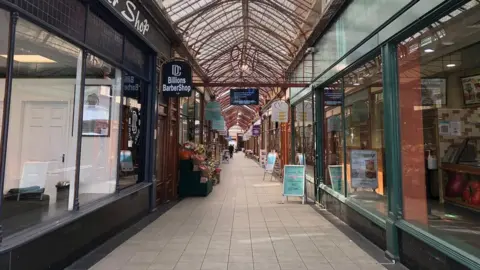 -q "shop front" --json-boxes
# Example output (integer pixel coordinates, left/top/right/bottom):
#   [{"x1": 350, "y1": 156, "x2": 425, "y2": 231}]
[
  {"x1": 291, "y1": 94, "x2": 316, "y2": 201},
  {"x1": 0, "y1": 0, "x2": 171, "y2": 268},
  {"x1": 289, "y1": 0, "x2": 480, "y2": 269}
]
